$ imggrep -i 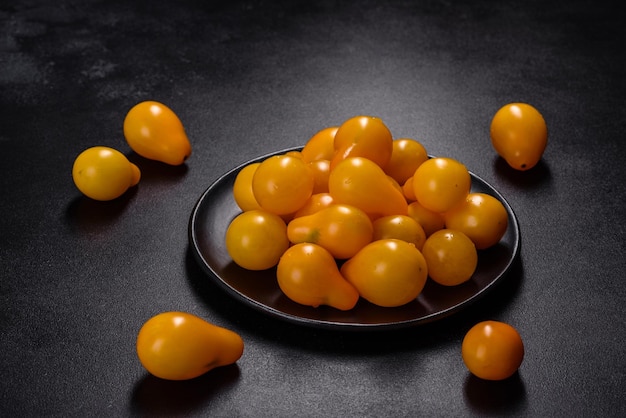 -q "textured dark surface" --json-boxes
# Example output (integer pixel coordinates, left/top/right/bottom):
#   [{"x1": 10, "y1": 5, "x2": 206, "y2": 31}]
[{"x1": 1, "y1": 1, "x2": 625, "y2": 416}]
